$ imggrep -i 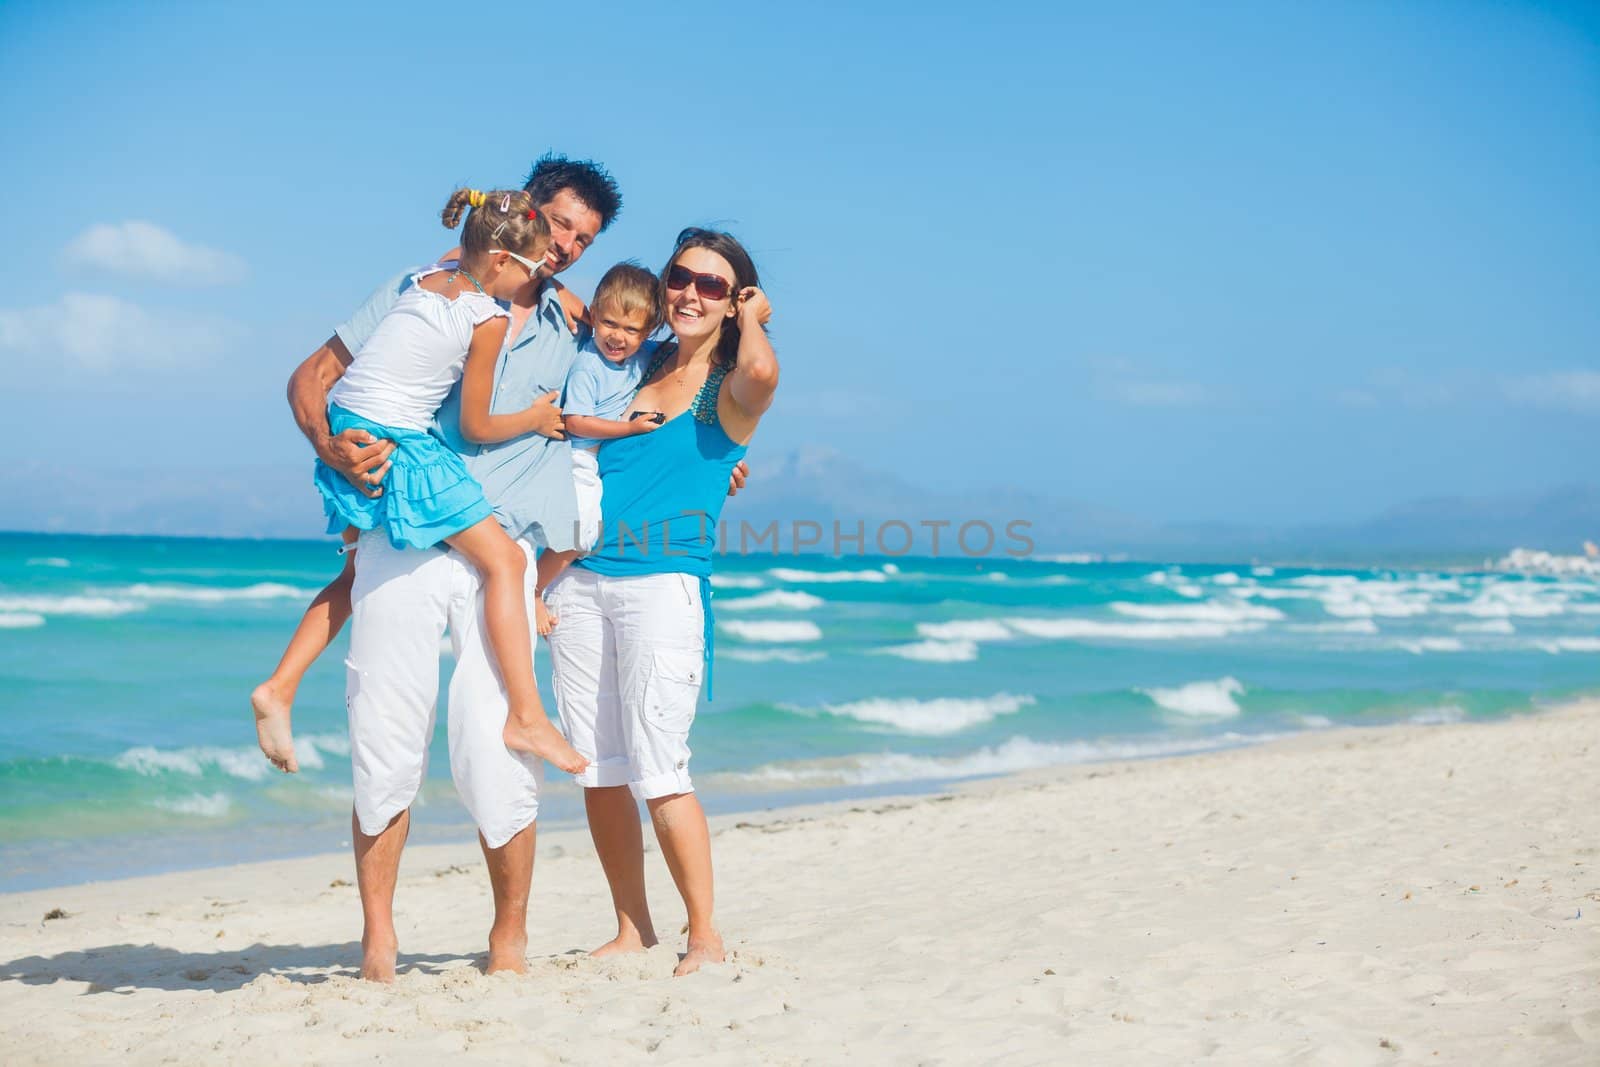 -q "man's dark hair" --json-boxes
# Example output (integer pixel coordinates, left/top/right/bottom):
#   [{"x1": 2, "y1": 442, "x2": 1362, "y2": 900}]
[{"x1": 522, "y1": 152, "x2": 622, "y2": 232}]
